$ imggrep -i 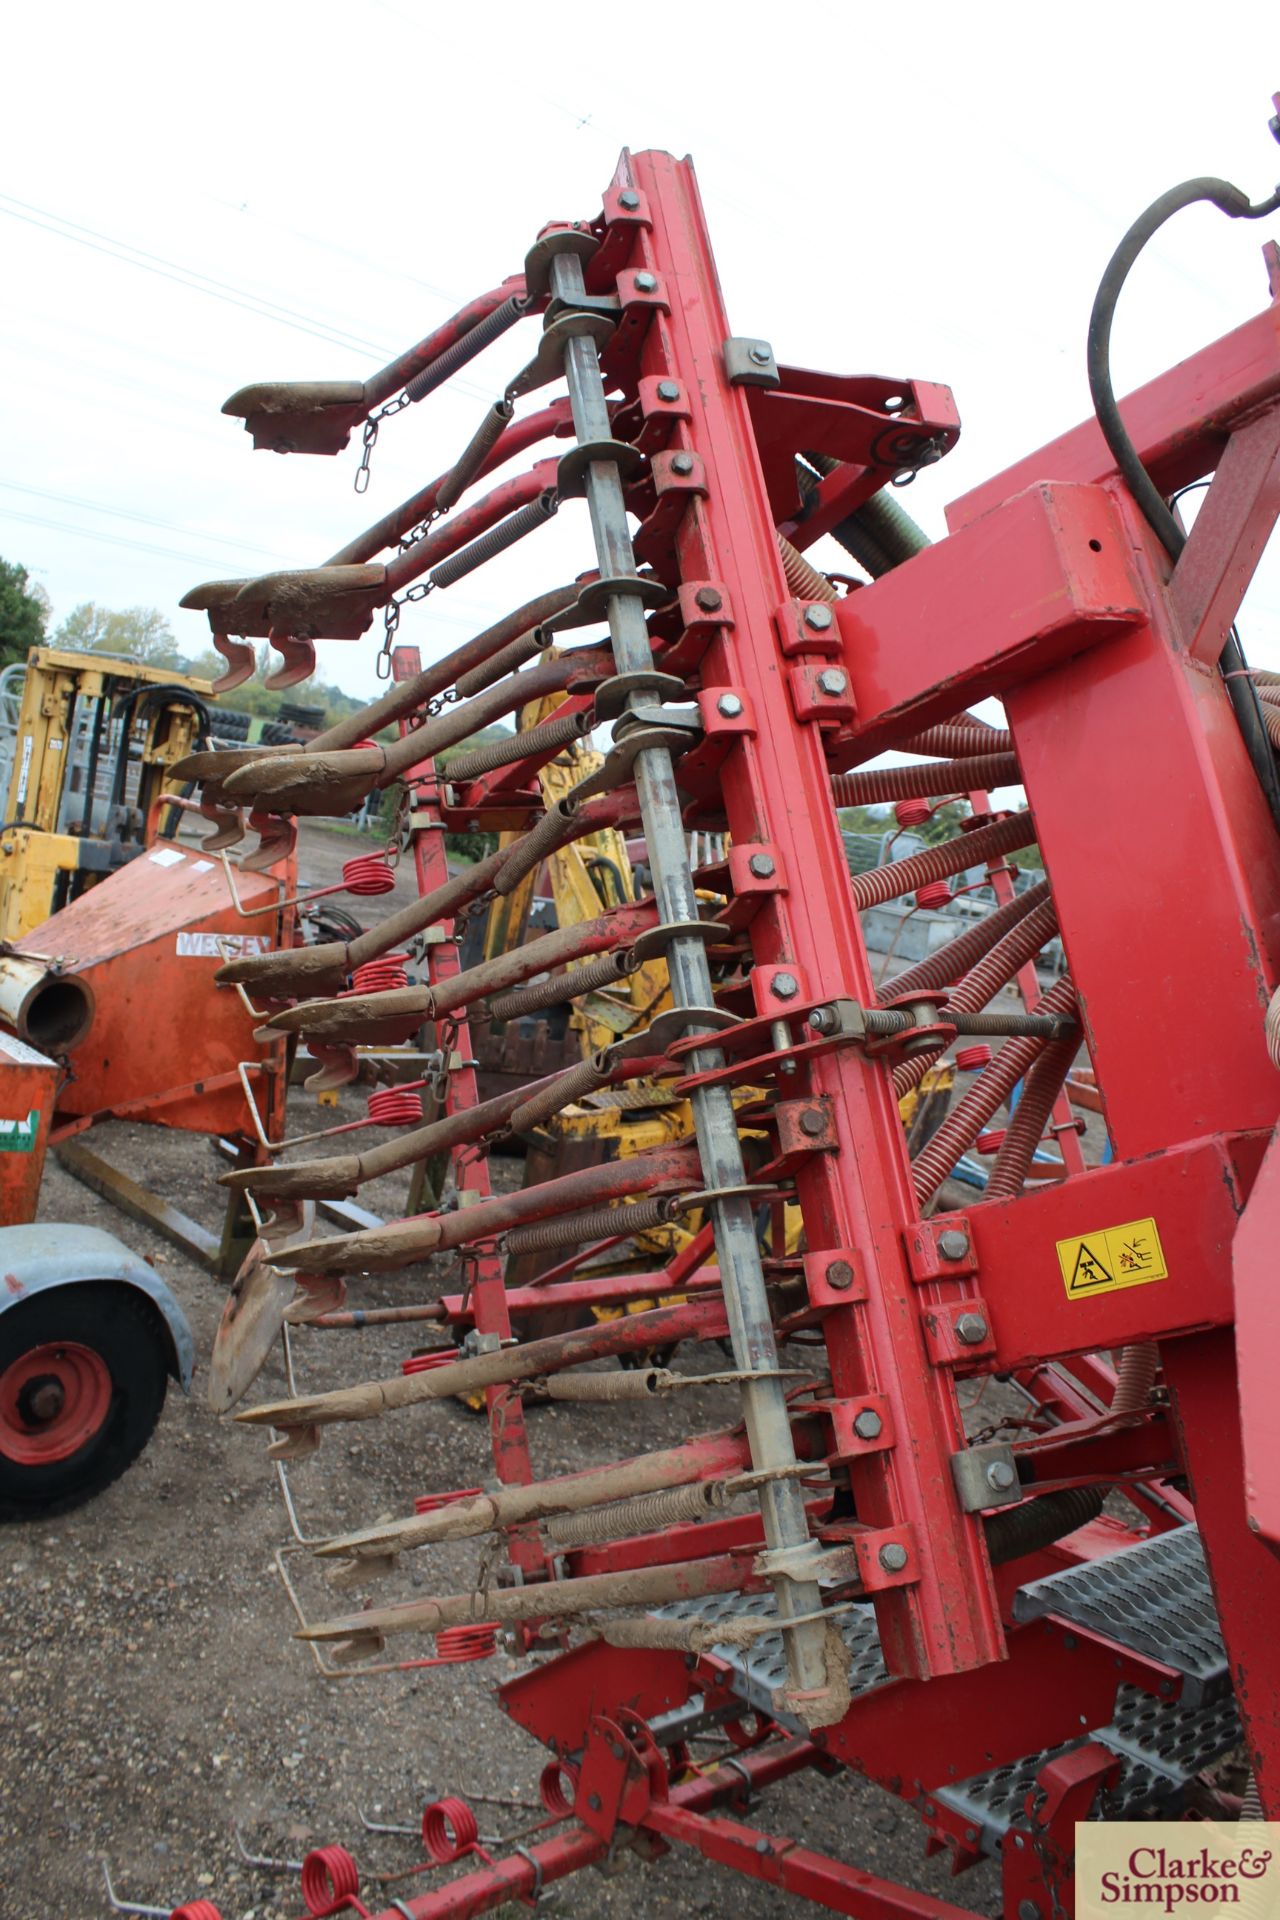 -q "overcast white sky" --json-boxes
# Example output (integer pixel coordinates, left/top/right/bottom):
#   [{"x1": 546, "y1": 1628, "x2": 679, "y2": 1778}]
[{"x1": 2, "y1": 1, "x2": 1279, "y2": 702}]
